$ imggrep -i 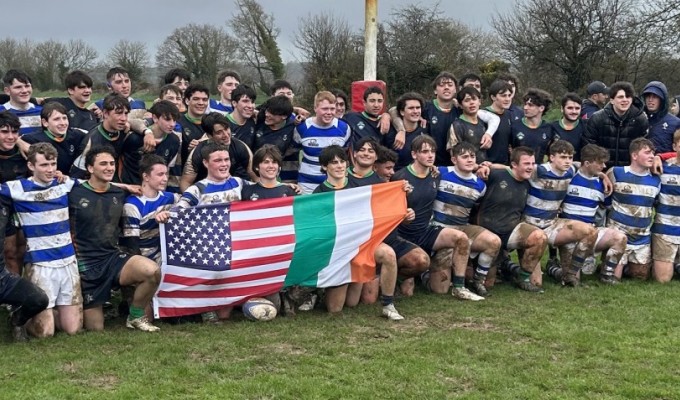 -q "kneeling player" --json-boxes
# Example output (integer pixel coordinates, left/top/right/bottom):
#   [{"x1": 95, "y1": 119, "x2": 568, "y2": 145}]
[{"x1": 432, "y1": 142, "x2": 501, "y2": 296}]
